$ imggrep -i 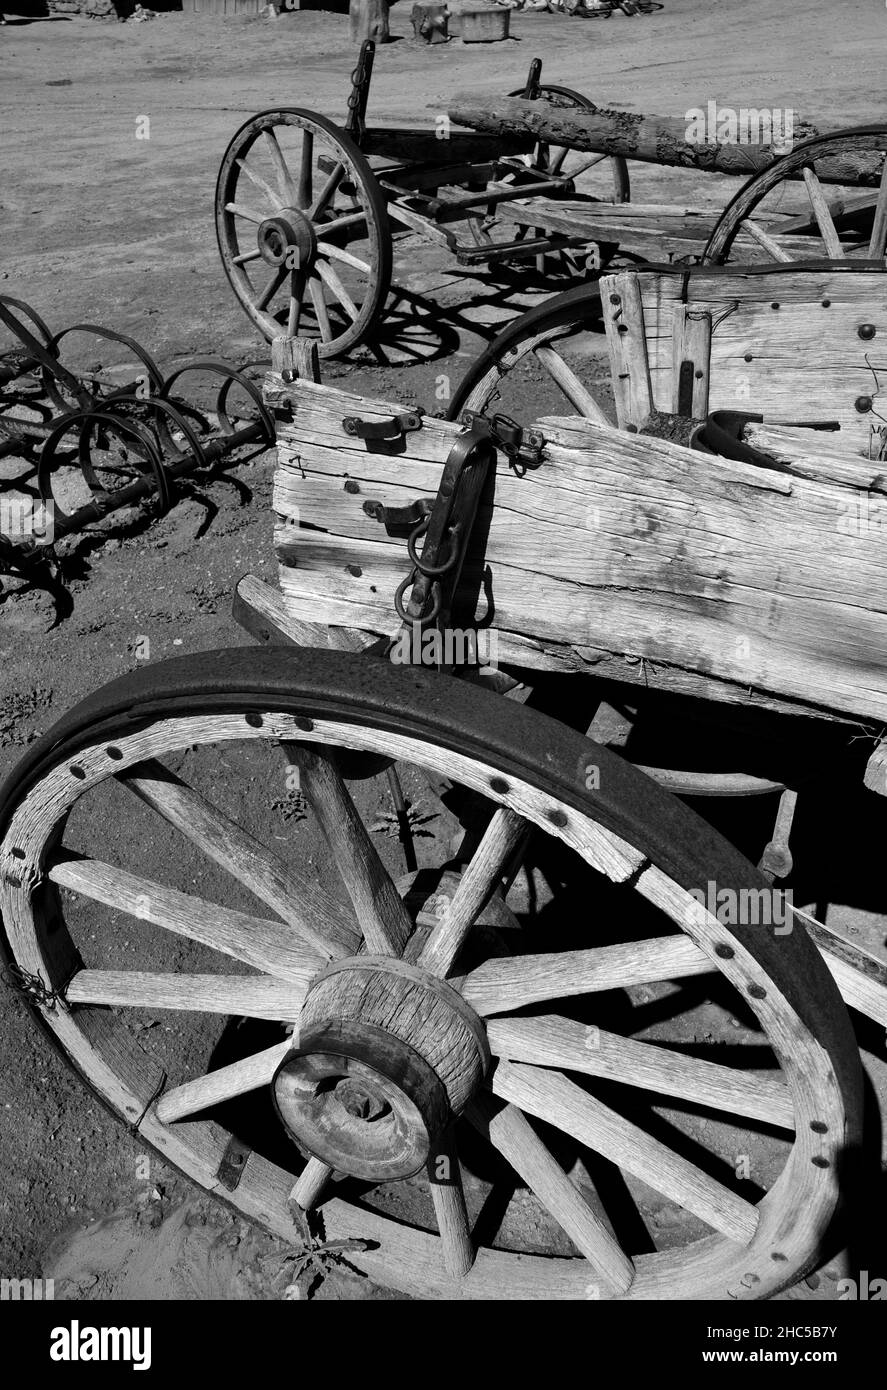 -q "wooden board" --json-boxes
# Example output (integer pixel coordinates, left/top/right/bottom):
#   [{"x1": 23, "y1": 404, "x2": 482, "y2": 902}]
[
  {"x1": 602, "y1": 266, "x2": 887, "y2": 454},
  {"x1": 266, "y1": 375, "x2": 887, "y2": 724},
  {"x1": 497, "y1": 200, "x2": 825, "y2": 262}
]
